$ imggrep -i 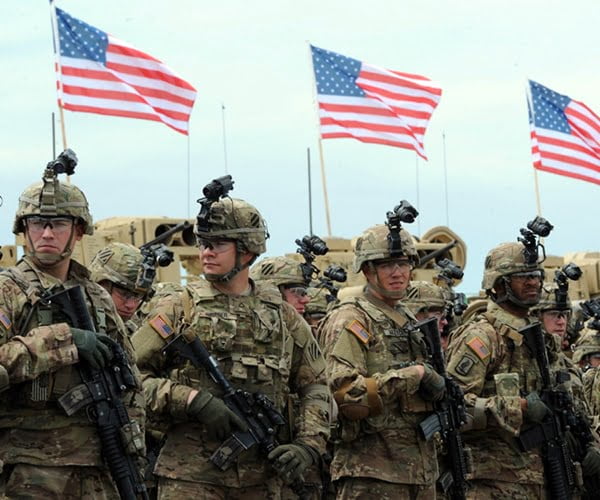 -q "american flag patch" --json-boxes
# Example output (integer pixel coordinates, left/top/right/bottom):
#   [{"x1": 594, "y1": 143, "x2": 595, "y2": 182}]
[
  {"x1": 346, "y1": 320, "x2": 371, "y2": 345},
  {"x1": 0, "y1": 310, "x2": 12, "y2": 330},
  {"x1": 149, "y1": 314, "x2": 174, "y2": 339},
  {"x1": 467, "y1": 336, "x2": 490, "y2": 361}
]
